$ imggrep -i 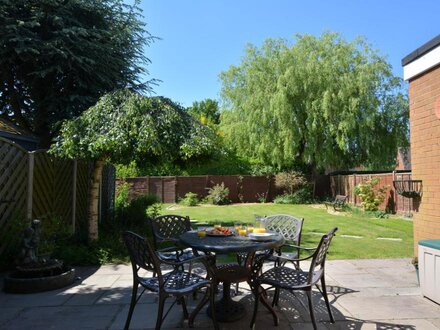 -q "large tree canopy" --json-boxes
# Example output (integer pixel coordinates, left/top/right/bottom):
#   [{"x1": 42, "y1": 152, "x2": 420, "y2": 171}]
[
  {"x1": 0, "y1": 0, "x2": 154, "y2": 147},
  {"x1": 51, "y1": 90, "x2": 216, "y2": 164},
  {"x1": 51, "y1": 89, "x2": 217, "y2": 241},
  {"x1": 219, "y1": 32, "x2": 409, "y2": 172}
]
